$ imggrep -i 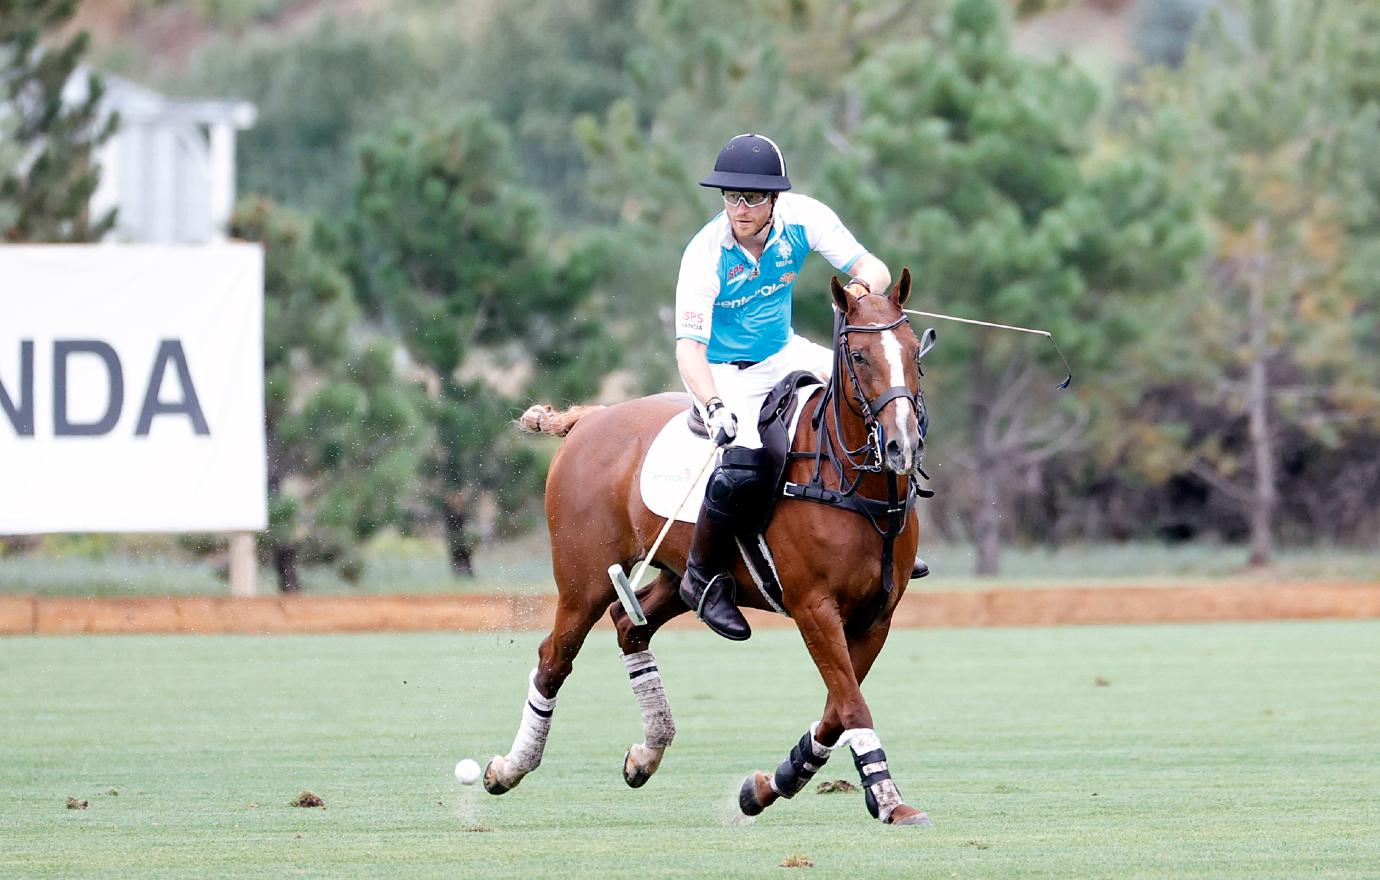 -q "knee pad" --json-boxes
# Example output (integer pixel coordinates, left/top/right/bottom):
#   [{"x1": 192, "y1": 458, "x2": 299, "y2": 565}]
[{"x1": 704, "y1": 446, "x2": 774, "y2": 534}]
